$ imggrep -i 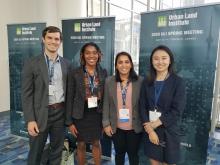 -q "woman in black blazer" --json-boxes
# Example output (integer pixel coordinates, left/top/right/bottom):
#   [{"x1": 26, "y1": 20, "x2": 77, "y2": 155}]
[
  {"x1": 139, "y1": 45, "x2": 186, "y2": 165},
  {"x1": 66, "y1": 42, "x2": 107, "y2": 165}
]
